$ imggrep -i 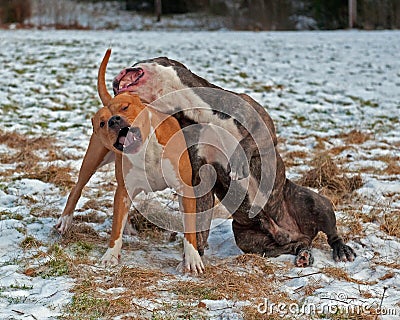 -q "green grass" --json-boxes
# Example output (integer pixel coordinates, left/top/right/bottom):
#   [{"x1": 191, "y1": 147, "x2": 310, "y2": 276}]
[
  {"x1": 70, "y1": 241, "x2": 93, "y2": 258},
  {"x1": 62, "y1": 293, "x2": 110, "y2": 320},
  {"x1": 20, "y1": 235, "x2": 43, "y2": 249}
]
